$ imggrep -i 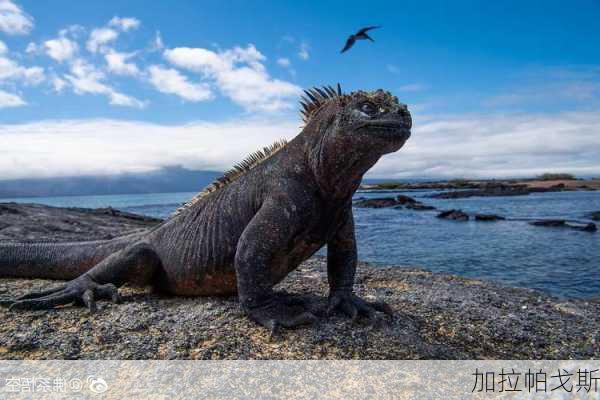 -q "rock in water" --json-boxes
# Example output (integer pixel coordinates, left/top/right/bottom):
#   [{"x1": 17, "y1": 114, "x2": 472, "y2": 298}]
[
  {"x1": 437, "y1": 209, "x2": 469, "y2": 221},
  {"x1": 529, "y1": 220, "x2": 566, "y2": 227},
  {"x1": 475, "y1": 214, "x2": 506, "y2": 221},
  {"x1": 586, "y1": 211, "x2": 600, "y2": 221},
  {"x1": 354, "y1": 198, "x2": 399, "y2": 208}
]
